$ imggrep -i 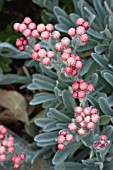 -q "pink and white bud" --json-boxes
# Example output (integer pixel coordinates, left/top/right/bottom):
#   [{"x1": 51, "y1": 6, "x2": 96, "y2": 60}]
[
  {"x1": 87, "y1": 84, "x2": 94, "y2": 92},
  {"x1": 94, "y1": 142, "x2": 100, "y2": 147},
  {"x1": 72, "y1": 92, "x2": 78, "y2": 98},
  {"x1": 41, "y1": 31, "x2": 50, "y2": 40},
  {"x1": 72, "y1": 82, "x2": 79, "y2": 91},
  {"x1": 61, "y1": 37, "x2": 70, "y2": 47},
  {"x1": 14, "y1": 157, "x2": 21, "y2": 164},
  {"x1": 91, "y1": 114, "x2": 100, "y2": 123},
  {"x1": 0, "y1": 146, "x2": 6, "y2": 154},
  {"x1": 31, "y1": 52, "x2": 39, "y2": 60},
  {"x1": 2, "y1": 140, "x2": 8, "y2": 146},
  {"x1": 34, "y1": 44, "x2": 42, "y2": 52},
  {"x1": 23, "y1": 29, "x2": 31, "y2": 37},
  {"x1": 59, "y1": 130, "x2": 68, "y2": 136},
  {"x1": 0, "y1": 154, "x2": 6, "y2": 162},
  {"x1": 57, "y1": 143, "x2": 65, "y2": 150},
  {"x1": 76, "y1": 26, "x2": 85, "y2": 36},
  {"x1": 76, "y1": 61, "x2": 83, "y2": 70},
  {"x1": 79, "y1": 82, "x2": 88, "y2": 91},
  {"x1": 23, "y1": 17, "x2": 32, "y2": 25},
  {"x1": 14, "y1": 163, "x2": 20, "y2": 169},
  {"x1": 20, "y1": 153, "x2": 26, "y2": 160},
  {"x1": 67, "y1": 57, "x2": 76, "y2": 66},
  {"x1": 80, "y1": 34, "x2": 89, "y2": 43},
  {"x1": 68, "y1": 122, "x2": 77, "y2": 131},
  {"x1": 22, "y1": 39, "x2": 28, "y2": 46},
  {"x1": 38, "y1": 49, "x2": 46, "y2": 58},
  {"x1": 90, "y1": 108, "x2": 98, "y2": 114},
  {"x1": 57, "y1": 135, "x2": 65, "y2": 144},
  {"x1": 7, "y1": 140, "x2": 14, "y2": 147},
  {"x1": 76, "y1": 18, "x2": 85, "y2": 26},
  {"x1": 80, "y1": 121, "x2": 86, "y2": 128},
  {"x1": 78, "y1": 91, "x2": 86, "y2": 99},
  {"x1": 8, "y1": 136, "x2": 15, "y2": 142},
  {"x1": 87, "y1": 122, "x2": 95, "y2": 130},
  {"x1": 16, "y1": 39, "x2": 23, "y2": 47},
  {"x1": 64, "y1": 66, "x2": 73, "y2": 74},
  {"x1": 52, "y1": 31, "x2": 60, "y2": 40},
  {"x1": 78, "y1": 128, "x2": 86, "y2": 136},
  {"x1": 75, "y1": 55, "x2": 81, "y2": 61},
  {"x1": 84, "y1": 107, "x2": 91, "y2": 115},
  {"x1": 8, "y1": 147, "x2": 15, "y2": 154},
  {"x1": 76, "y1": 115, "x2": 83, "y2": 123},
  {"x1": 46, "y1": 24, "x2": 54, "y2": 32},
  {"x1": 0, "y1": 135, "x2": 5, "y2": 140},
  {"x1": 42, "y1": 57, "x2": 51, "y2": 66},
  {"x1": 68, "y1": 28, "x2": 76, "y2": 37},
  {"x1": 19, "y1": 46, "x2": 25, "y2": 51},
  {"x1": 37, "y1": 24, "x2": 45, "y2": 32},
  {"x1": 63, "y1": 48, "x2": 72, "y2": 54},
  {"x1": 1, "y1": 128, "x2": 8, "y2": 135},
  {"x1": 28, "y1": 22, "x2": 36, "y2": 30},
  {"x1": 81, "y1": 112, "x2": 86, "y2": 118},
  {"x1": 74, "y1": 106, "x2": 83, "y2": 114},
  {"x1": 71, "y1": 70, "x2": 78, "y2": 76},
  {"x1": 78, "y1": 79, "x2": 84, "y2": 83},
  {"x1": 31, "y1": 30, "x2": 39, "y2": 38},
  {"x1": 66, "y1": 134, "x2": 74, "y2": 142},
  {"x1": 84, "y1": 116, "x2": 91, "y2": 123},
  {"x1": 55, "y1": 42, "x2": 63, "y2": 52},
  {"x1": 83, "y1": 21, "x2": 90, "y2": 30},
  {"x1": 61, "y1": 53, "x2": 70, "y2": 61},
  {"x1": 100, "y1": 135, "x2": 107, "y2": 141},
  {"x1": 13, "y1": 23, "x2": 20, "y2": 31},
  {"x1": 18, "y1": 24, "x2": 27, "y2": 32},
  {"x1": 47, "y1": 51, "x2": 54, "y2": 59}
]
